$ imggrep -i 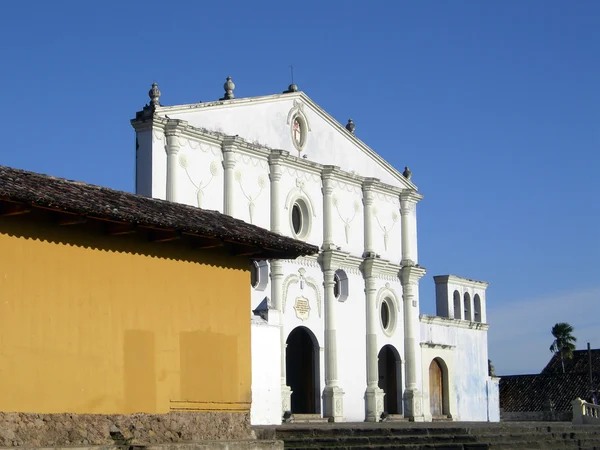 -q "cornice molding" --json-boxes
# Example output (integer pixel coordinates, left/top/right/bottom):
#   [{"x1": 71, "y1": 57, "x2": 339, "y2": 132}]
[
  {"x1": 361, "y1": 257, "x2": 401, "y2": 279},
  {"x1": 433, "y1": 275, "x2": 490, "y2": 290},
  {"x1": 419, "y1": 314, "x2": 490, "y2": 331}
]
